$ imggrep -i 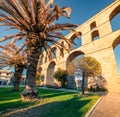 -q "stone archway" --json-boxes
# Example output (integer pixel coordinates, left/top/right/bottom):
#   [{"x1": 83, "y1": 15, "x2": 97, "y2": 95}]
[
  {"x1": 66, "y1": 51, "x2": 84, "y2": 89},
  {"x1": 46, "y1": 61, "x2": 56, "y2": 86},
  {"x1": 112, "y1": 36, "x2": 120, "y2": 76},
  {"x1": 70, "y1": 32, "x2": 82, "y2": 50},
  {"x1": 66, "y1": 51, "x2": 84, "y2": 68},
  {"x1": 109, "y1": 4, "x2": 120, "y2": 21},
  {"x1": 110, "y1": 4, "x2": 120, "y2": 31}
]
